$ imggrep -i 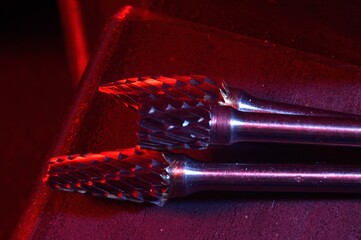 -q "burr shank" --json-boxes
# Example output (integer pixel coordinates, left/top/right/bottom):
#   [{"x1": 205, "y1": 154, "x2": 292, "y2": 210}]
[
  {"x1": 98, "y1": 75, "x2": 358, "y2": 118},
  {"x1": 47, "y1": 148, "x2": 361, "y2": 206}
]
